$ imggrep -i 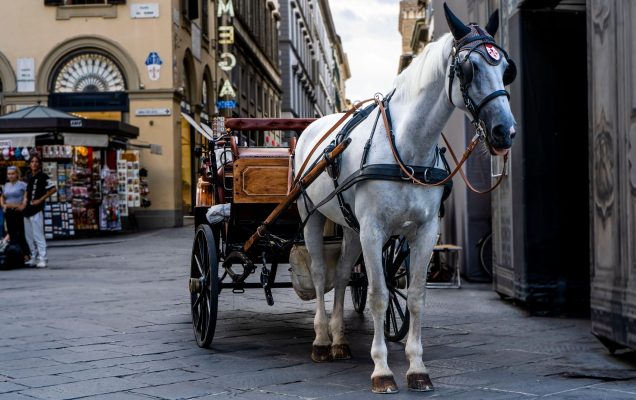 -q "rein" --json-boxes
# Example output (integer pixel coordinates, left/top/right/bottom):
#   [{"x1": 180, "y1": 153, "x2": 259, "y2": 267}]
[
  {"x1": 376, "y1": 95, "x2": 508, "y2": 193},
  {"x1": 292, "y1": 97, "x2": 375, "y2": 186}
]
